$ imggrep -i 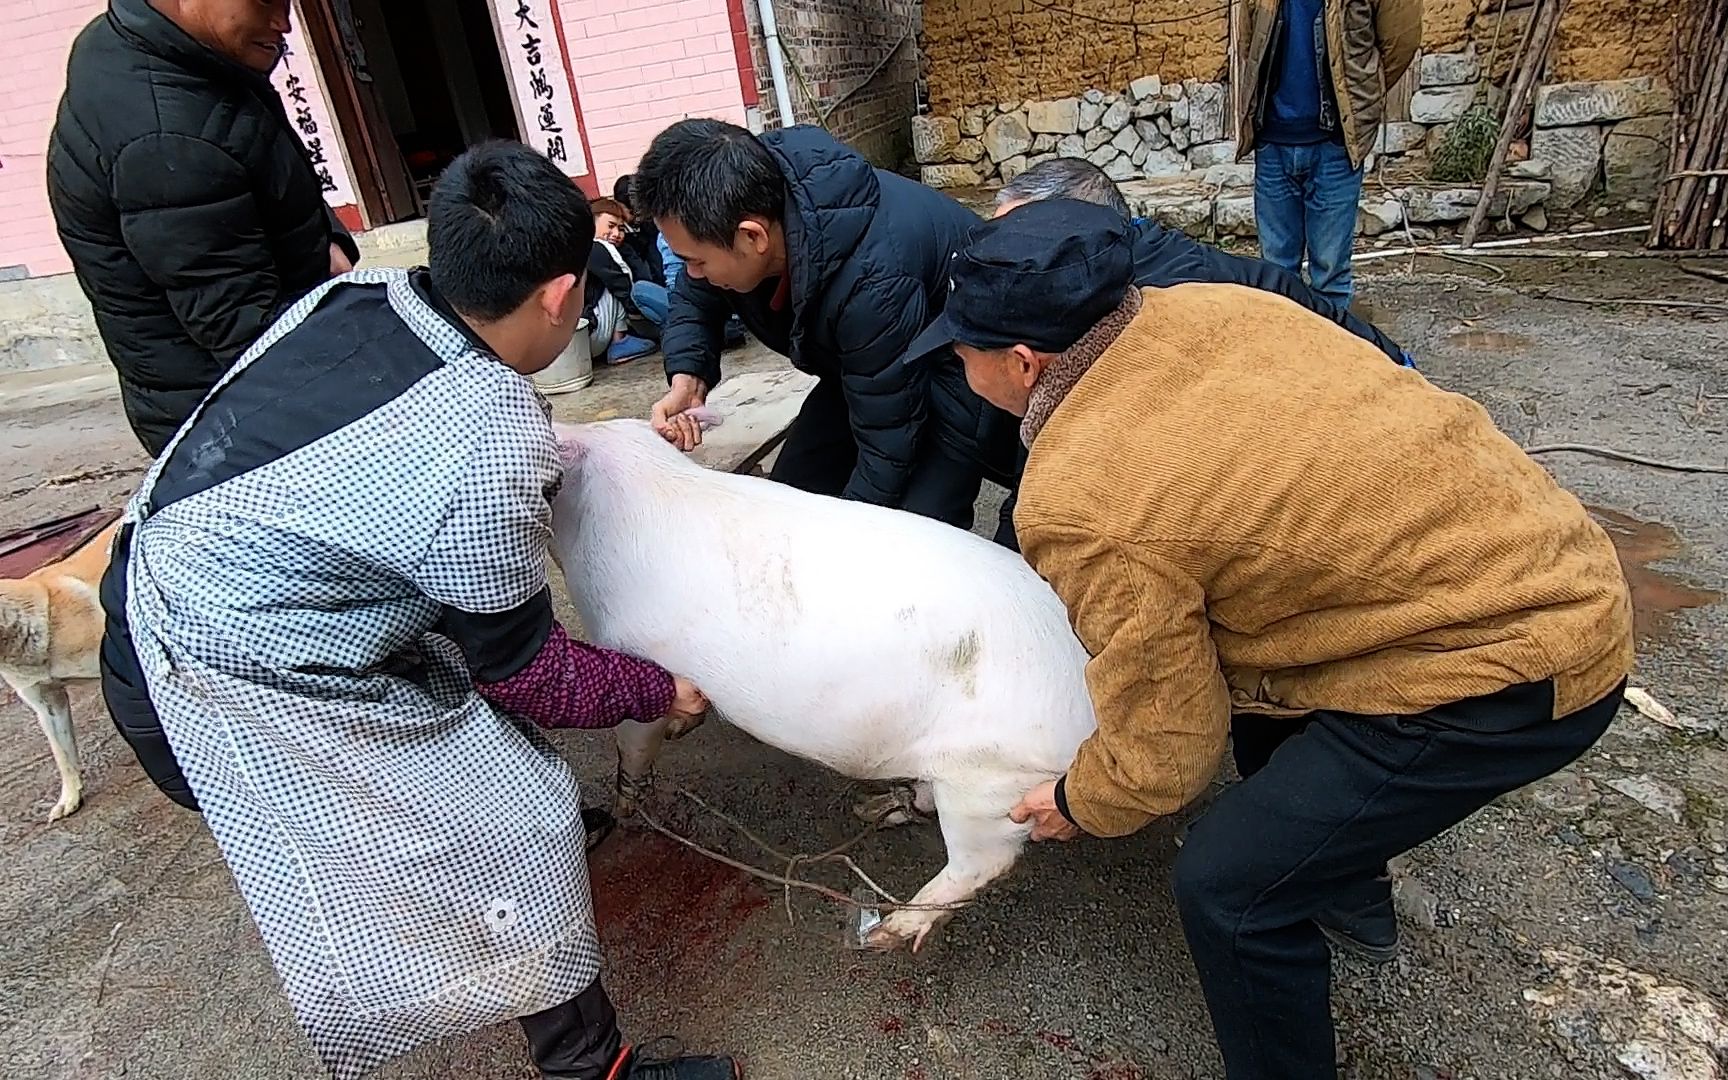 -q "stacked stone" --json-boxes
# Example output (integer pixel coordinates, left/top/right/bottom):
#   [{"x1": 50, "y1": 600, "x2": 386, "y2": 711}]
[
  {"x1": 1530, "y1": 77, "x2": 1674, "y2": 211},
  {"x1": 912, "y1": 77, "x2": 1232, "y2": 189},
  {"x1": 912, "y1": 58, "x2": 1673, "y2": 242}
]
